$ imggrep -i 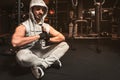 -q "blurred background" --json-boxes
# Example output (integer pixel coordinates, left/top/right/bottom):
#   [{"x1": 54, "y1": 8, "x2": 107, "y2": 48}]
[
  {"x1": 0, "y1": 0, "x2": 120, "y2": 43},
  {"x1": 1, "y1": 1, "x2": 120, "y2": 80}
]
